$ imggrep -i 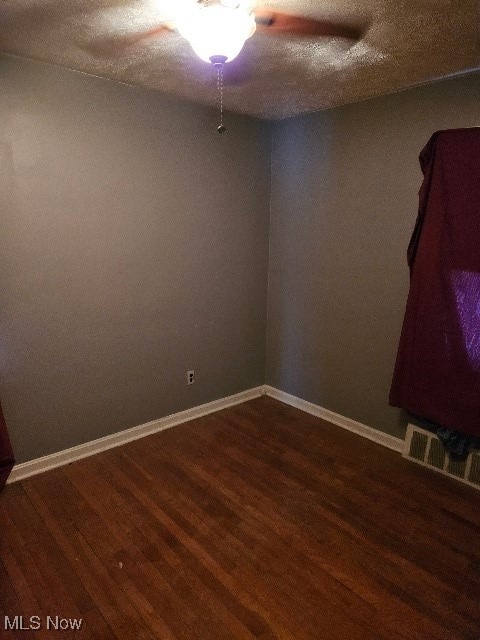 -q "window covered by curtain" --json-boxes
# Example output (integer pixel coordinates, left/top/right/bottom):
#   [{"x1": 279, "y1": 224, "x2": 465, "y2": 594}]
[{"x1": 390, "y1": 128, "x2": 480, "y2": 442}]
